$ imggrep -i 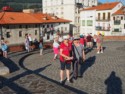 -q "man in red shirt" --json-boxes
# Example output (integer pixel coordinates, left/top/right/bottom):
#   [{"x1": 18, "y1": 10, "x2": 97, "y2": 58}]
[{"x1": 59, "y1": 35, "x2": 73, "y2": 84}]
